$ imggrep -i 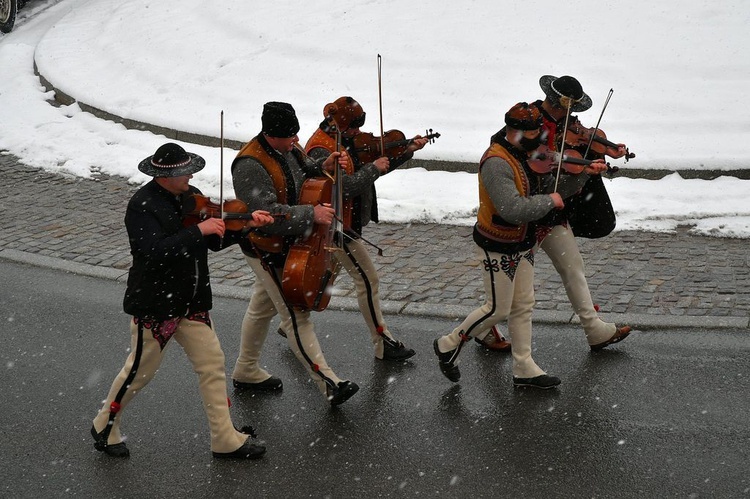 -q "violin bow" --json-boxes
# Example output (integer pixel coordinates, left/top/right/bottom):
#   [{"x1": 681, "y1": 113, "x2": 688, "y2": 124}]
[
  {"x1": 220, "y1": 110, "x2": 225, "y2": 221},
  {"x1": 333, "y1": 122, "x2": 345, "y2": 249},
  {"x1": 553, "y1": 99, "x2": 574, "y2": 193},
  {"x1": 377, "y1": 54, "x2": 386, "y2": 160},
  {"x1": 583, "y1": 88, "x2": 613, "y2": 159}
]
